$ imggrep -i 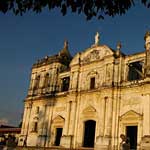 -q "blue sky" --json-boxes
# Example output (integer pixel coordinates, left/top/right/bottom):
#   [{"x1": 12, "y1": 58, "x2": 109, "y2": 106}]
[{"x1": 0, "y1": 3, "x2": 150, "y2": 126}]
